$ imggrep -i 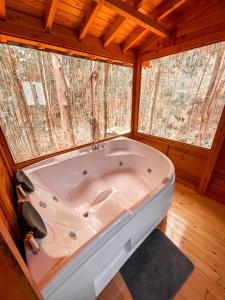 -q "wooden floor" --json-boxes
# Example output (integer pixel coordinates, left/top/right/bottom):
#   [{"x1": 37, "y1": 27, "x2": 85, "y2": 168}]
[{"x1": 97, "y1": 183, "x2": 225, "y2": 300}]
